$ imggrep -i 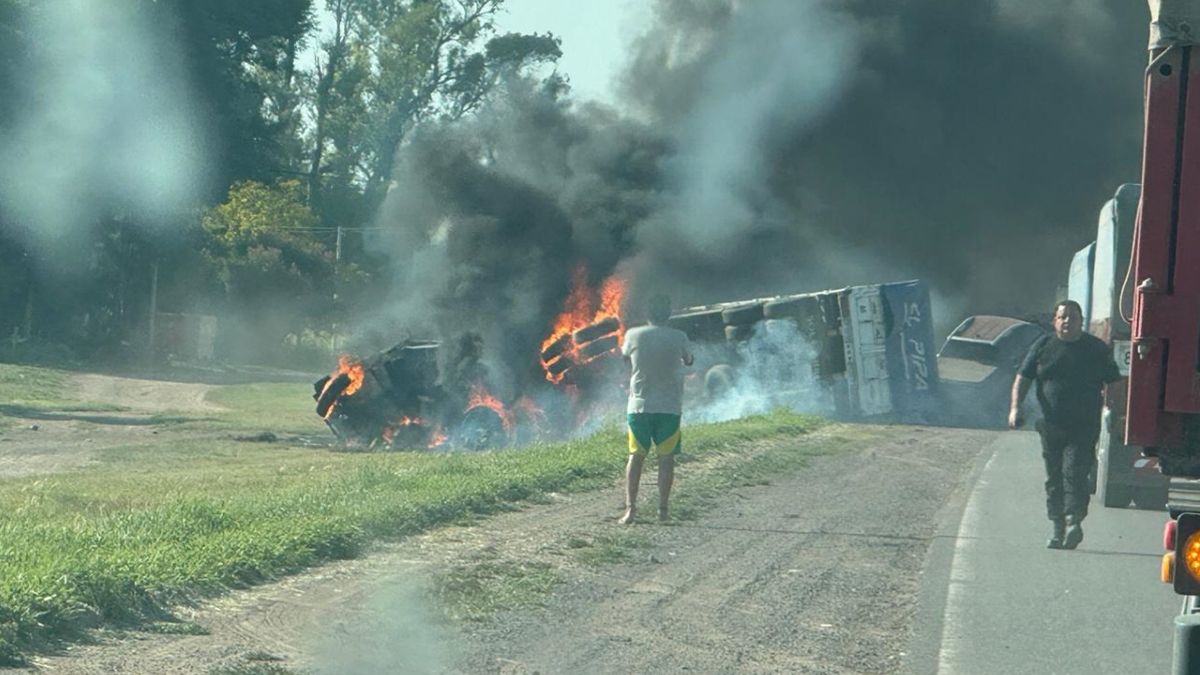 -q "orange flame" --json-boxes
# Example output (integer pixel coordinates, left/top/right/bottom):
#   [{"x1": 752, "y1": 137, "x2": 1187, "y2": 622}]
[
  {"x1": 540, "y1": 267, "x2": 594, "y2": 370},
  {"x1": 320, "y1": 354, "x2": 367, "y2": 420},
  {"x1": 598, "y1": 276, "x2": 626, "y2": 327},
  {"x1": 467, "y1": 383, "x2": 515, "y2": 433},
  {"x1": 428, "y1": 427, "x2": 449, "y2": 448},
  {"x1": 515, "y1": 396, "x2": 548, "y2": 437},
  {"x1": 515, "y1": 396, "x2": 544, "y2": 418},
  {"x1": 539, "y1": 266, "x2": 627, "y2": 383},
  {"x1": 382, "y1": 415, "x2": 424, "y2": 444}
]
